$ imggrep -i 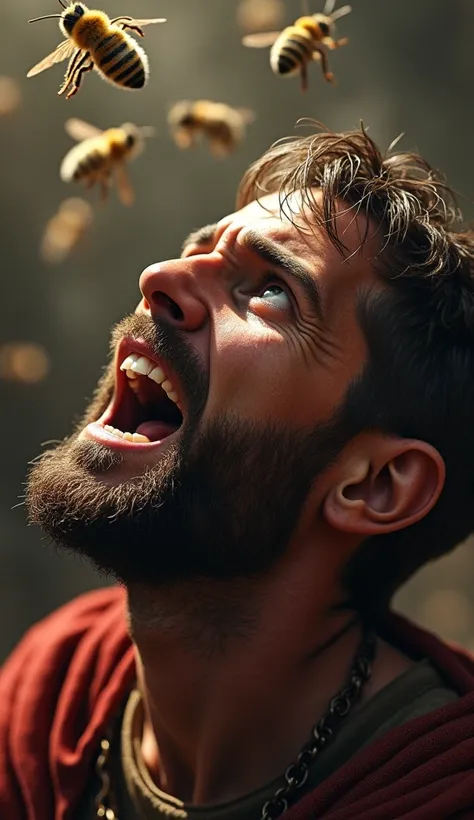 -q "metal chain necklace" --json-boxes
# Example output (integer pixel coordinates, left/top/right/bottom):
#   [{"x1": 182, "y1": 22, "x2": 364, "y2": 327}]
[
  {"x1": 95, "y1": 736, "x2": 119, "y2": 819},
  {"x1": 260, "y1": 625, "x2": 376, "y2": 820},
  {"x1": 94, "y1": 624, "x2": 376, "y2": 820}
]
